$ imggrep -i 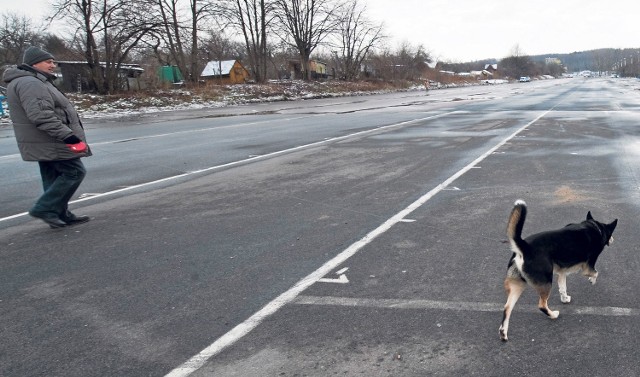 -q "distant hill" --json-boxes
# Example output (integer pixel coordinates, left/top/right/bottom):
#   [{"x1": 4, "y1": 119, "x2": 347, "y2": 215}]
[
  {"x1": 531, "y1": 48, "x2": 640, "y2": 73},
  {"x1": 440, "y1": 48, "x2": 640, "y2": 75}
]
